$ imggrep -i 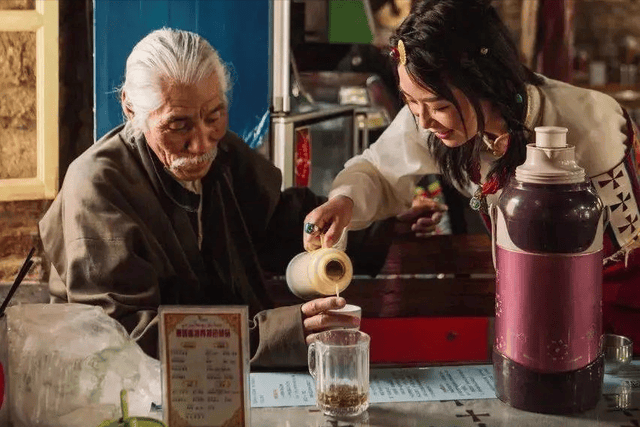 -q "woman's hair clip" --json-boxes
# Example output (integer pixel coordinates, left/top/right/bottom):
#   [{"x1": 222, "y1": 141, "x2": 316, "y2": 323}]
[
  {"x1": 397, "y1": 39, "x2": 407, "y2": 66},
  {"x1": 480, "y1": 47, "x2": 489, "y2": 55},
  {"x1": 389, "y1": 40, "x2": 407, "y2": 66}
]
